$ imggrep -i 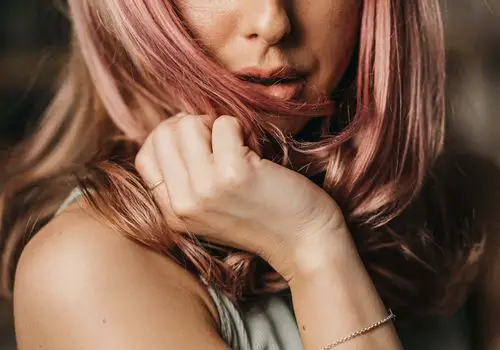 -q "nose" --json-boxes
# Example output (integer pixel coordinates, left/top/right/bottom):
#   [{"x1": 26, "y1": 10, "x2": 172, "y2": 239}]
[{"x1": 240, "y1": 0, "x2": 292, "y2": 46}]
